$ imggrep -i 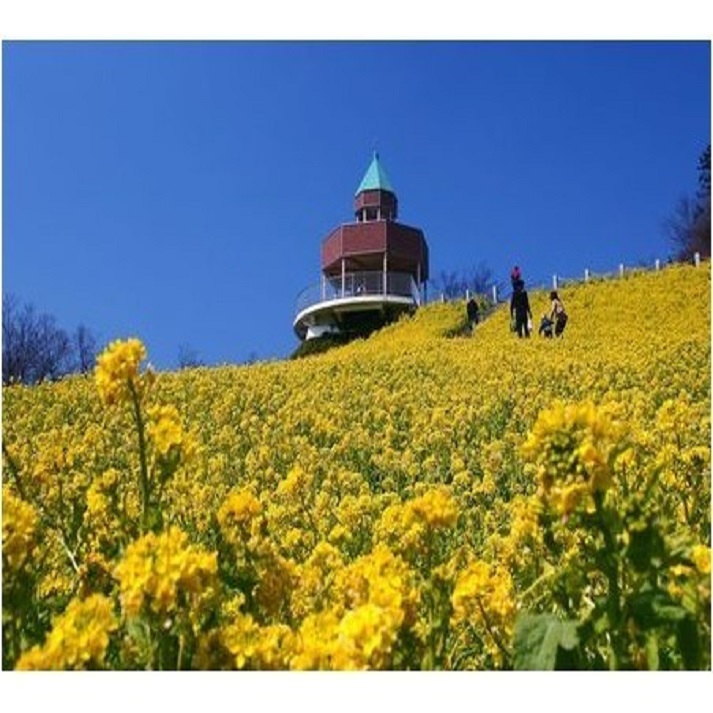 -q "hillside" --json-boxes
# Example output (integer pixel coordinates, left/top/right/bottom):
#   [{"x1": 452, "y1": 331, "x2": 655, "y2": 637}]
[{"x1": 2, "y1": 262, "x2": 711, "y2": 671}]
